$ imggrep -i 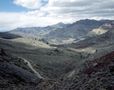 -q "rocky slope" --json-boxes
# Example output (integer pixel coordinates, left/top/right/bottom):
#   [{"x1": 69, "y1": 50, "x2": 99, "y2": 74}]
[
  {"x1": 48, "y1": 50, "x2": 114, "y2": 90},
  {"x1": 1, "y1": 47, "x2": 114, "y2": 90},
  {"x1": 0, "y1": 48, "x2": 43, "y2": 89}
]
